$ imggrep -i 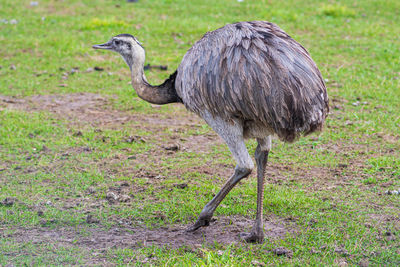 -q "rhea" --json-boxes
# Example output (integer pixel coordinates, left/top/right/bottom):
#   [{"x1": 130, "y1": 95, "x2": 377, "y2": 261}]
[{"x1": 93, "y1": 21, "x2": 329, "y2": 243}]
